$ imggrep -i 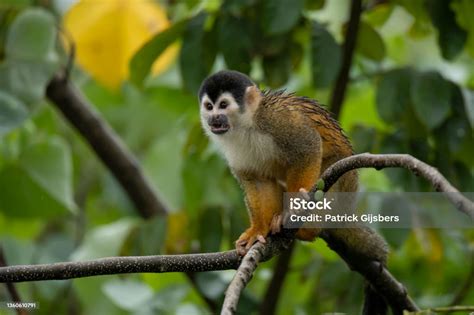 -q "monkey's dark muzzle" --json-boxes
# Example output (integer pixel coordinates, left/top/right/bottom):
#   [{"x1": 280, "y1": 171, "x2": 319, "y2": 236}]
[{"x1": 208, "y1": 115, "x2": 230, "y2": 134}]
